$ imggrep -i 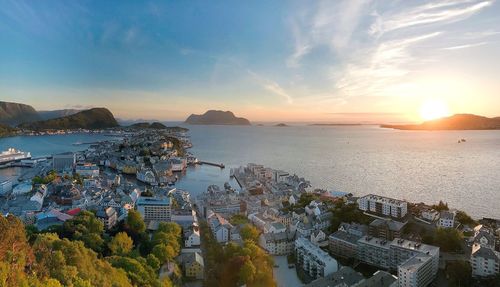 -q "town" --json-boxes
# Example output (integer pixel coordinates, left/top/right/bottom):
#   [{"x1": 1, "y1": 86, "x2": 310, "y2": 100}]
[{"x1": 1, "y1": 128, "x2": 499, "y2": 287}]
